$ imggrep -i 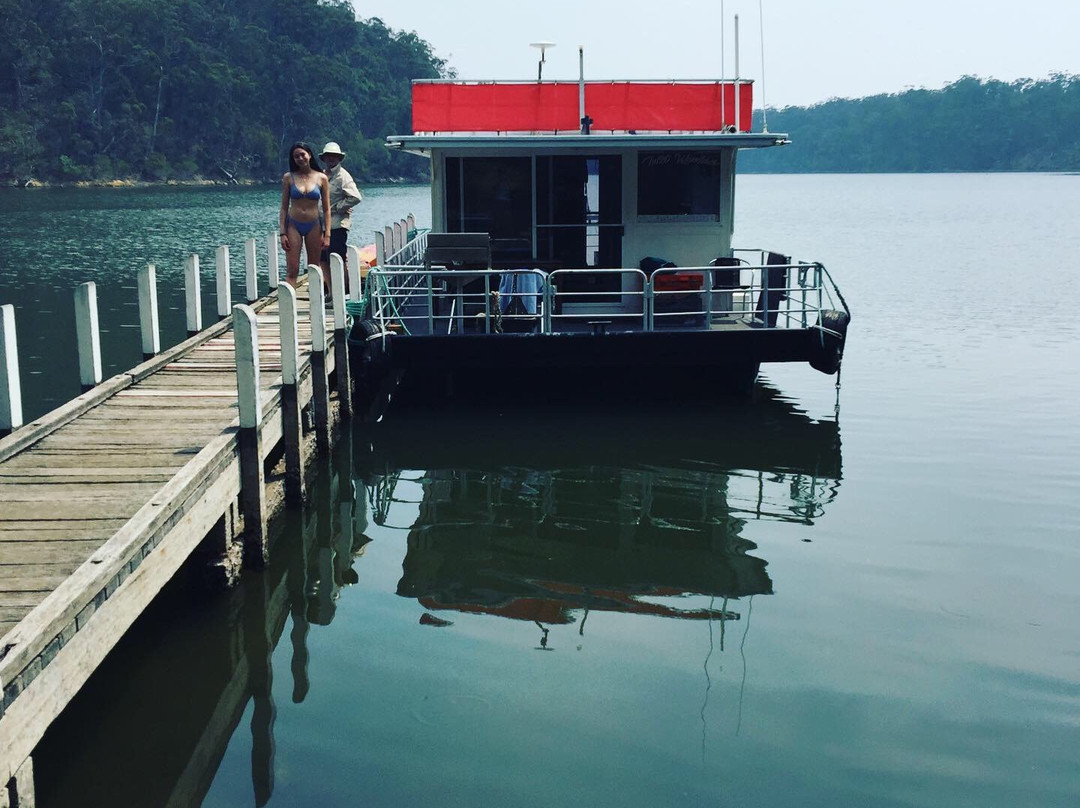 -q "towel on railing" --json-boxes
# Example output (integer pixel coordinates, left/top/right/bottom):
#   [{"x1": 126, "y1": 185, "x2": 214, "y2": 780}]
[{"x1": 498, "y1": 272, "x2": 543, "y2": 315}]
